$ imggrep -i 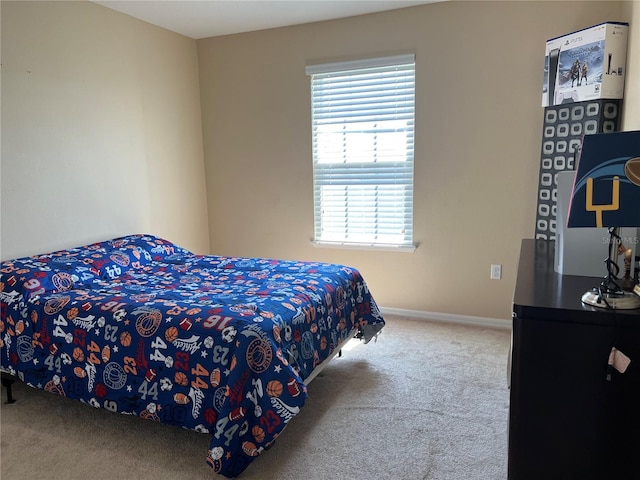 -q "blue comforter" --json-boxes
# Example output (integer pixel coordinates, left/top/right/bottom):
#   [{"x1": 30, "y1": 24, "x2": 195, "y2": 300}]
[{"x1": 0, "y1": 234, "x2": 384, "y2": 477}]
